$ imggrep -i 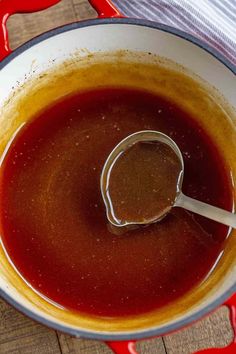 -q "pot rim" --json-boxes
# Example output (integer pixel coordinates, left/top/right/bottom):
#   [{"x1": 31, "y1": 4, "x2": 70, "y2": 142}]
[
  {"x1": 0, "y1": 17, "x2": 235, "y2": 341},
  {"x1": 0, "y1": 18, "x2": 235, "y2": 73}
]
